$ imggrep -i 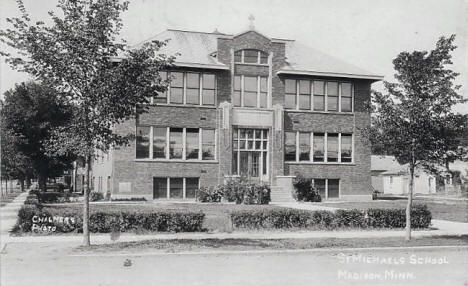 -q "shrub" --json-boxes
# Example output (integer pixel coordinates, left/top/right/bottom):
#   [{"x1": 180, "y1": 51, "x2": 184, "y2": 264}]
[
  {"x1": 292, "y1": 174, "x2": 321, "y2": 202},
  {"x1": 89, "y1": 192, "x2": 104, "y2": 202},
  {"x1": 111, "y1": 197, "x2": 147, "y2": 202},
  {"x1": 196, "y1": 186, "x2": 223, "y2": 203},
  {"x1": 15, "y1": 205, "x2": 206, "y2": 233},
  {"x1": 37, "y1": 192, "x2": 62, "y2": 203},
  {"x1": 204, "y1": 178, "x2": 271, "y2": 205},
  {"x1": 231, "y1": 205, "x2": 432, "y2": 230}
]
